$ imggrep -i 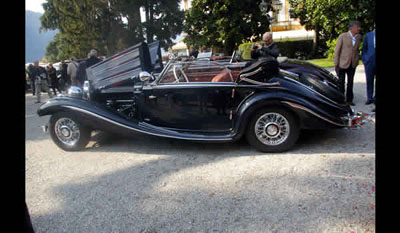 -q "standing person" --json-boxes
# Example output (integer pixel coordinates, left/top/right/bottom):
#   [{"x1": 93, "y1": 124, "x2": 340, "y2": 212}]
[
  {"x1": 47, "y1": 64, "x2": 60, "y2": 95},
  {"x1": 334, "y1": 21, "x2": 362, "y2": 106},
  {"x1": 75, "y1": 60, "x2": 88, "y2": 88},
  {"x1": 60, "y1": 60, "x2": 70, "y2": 91},
  {"x1": 189, "y1": 46, "x2": 199, "y2": 58},
  {"x1": 27, "y1": 64, "x2": 38, "y2": 95},
  {"x1": 361, "y1": 28, "x2": 376, "y2": 105},
  {"x1": 33, "y1": 61, "x2": 53, "y2": 103},
  {"x1": 25, "y1": 68, "x2": 30, "y2": 92},
  {"x1": 76, "y1": 49, "x2": 102, "y2": 87},
  {"x1": 67, "y1": 57, "x2": 79, "y2": 86},
  {"x1": 251, "y1": 32, "x2": 280, "y2": 60},
  {"x1": 86, "y1": 49, "x2": 102, "y2": 68}
]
